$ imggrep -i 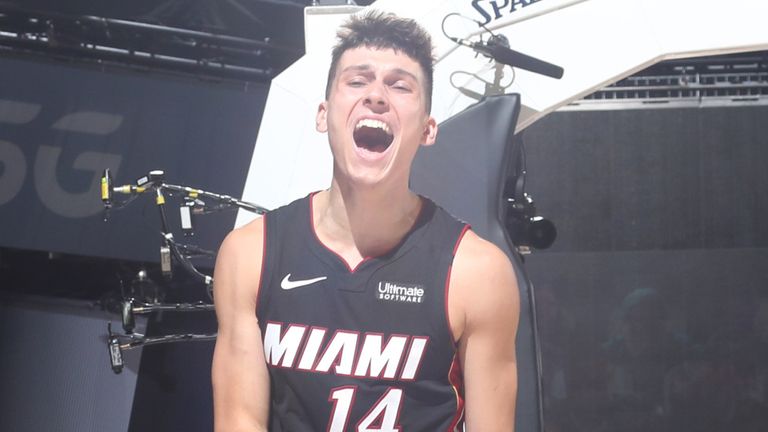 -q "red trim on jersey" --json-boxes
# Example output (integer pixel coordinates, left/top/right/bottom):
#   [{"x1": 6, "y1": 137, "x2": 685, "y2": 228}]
[
  {"x1": 266, "y1": 322, "x2": 309, "y2": 369},
  {"x1": 348, "y1": 257, "x2": 372, "y2": 273},
  {"x1": 327, "y1": 385, "x2": 357, "y2": 432},
  {"x1": 452, "y1": 224, "x2": 471, "y2": 255},
  {"x1": 445, "y1": 224, "x2": 471, "y2": 348},
  {"x1": 446, "y1": 354, "x2": 466, "y2": 431},
  {"x1": 309, "y1": 191, "x2": 372, "y2": 273},
  {"x1": 397, "y1": 336, "x2": 430, "y2": 382},
  {"x1": 445, "y1": 225, "x2": 469, "y2": 430},
  {"x1": 354, "y1": 387, "x2": 404, "y2": 432},
  {"x1": 313, "y1": 329, "x2": 361, "y2": 377},
  {"x1": 296, "y1": 326, "x2": 330, "y2": 371},
  {"x1": 353, "y1": 332, "x2": 409, "y2": 380},
  {"x1": 254, "y1": 214, "x2": 267, "y2": 316}
]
